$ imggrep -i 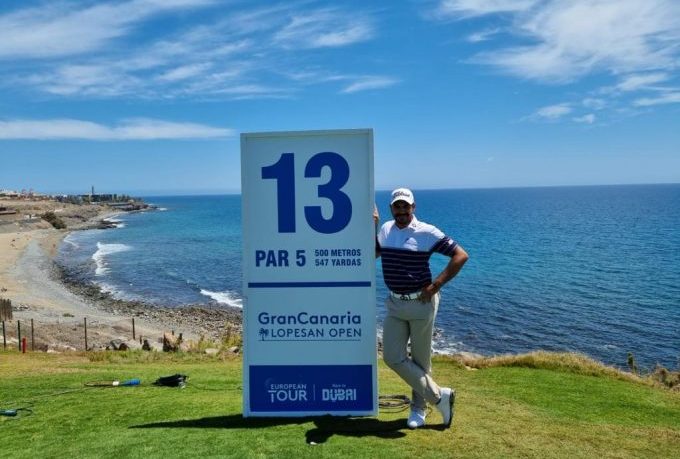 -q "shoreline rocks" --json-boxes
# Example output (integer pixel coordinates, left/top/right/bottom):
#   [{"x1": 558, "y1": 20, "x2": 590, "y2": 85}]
[{"x1": 53, "y1": 261, "x2": 243, "y2": 345}]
